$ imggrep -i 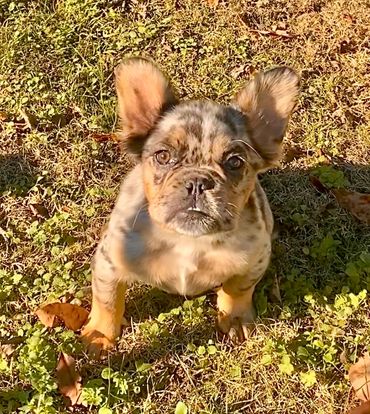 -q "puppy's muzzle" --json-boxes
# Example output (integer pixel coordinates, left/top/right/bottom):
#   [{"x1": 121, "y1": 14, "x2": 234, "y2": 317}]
[{"x1": 185, "y1": 176, "x2": 215, "y2": 198}]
